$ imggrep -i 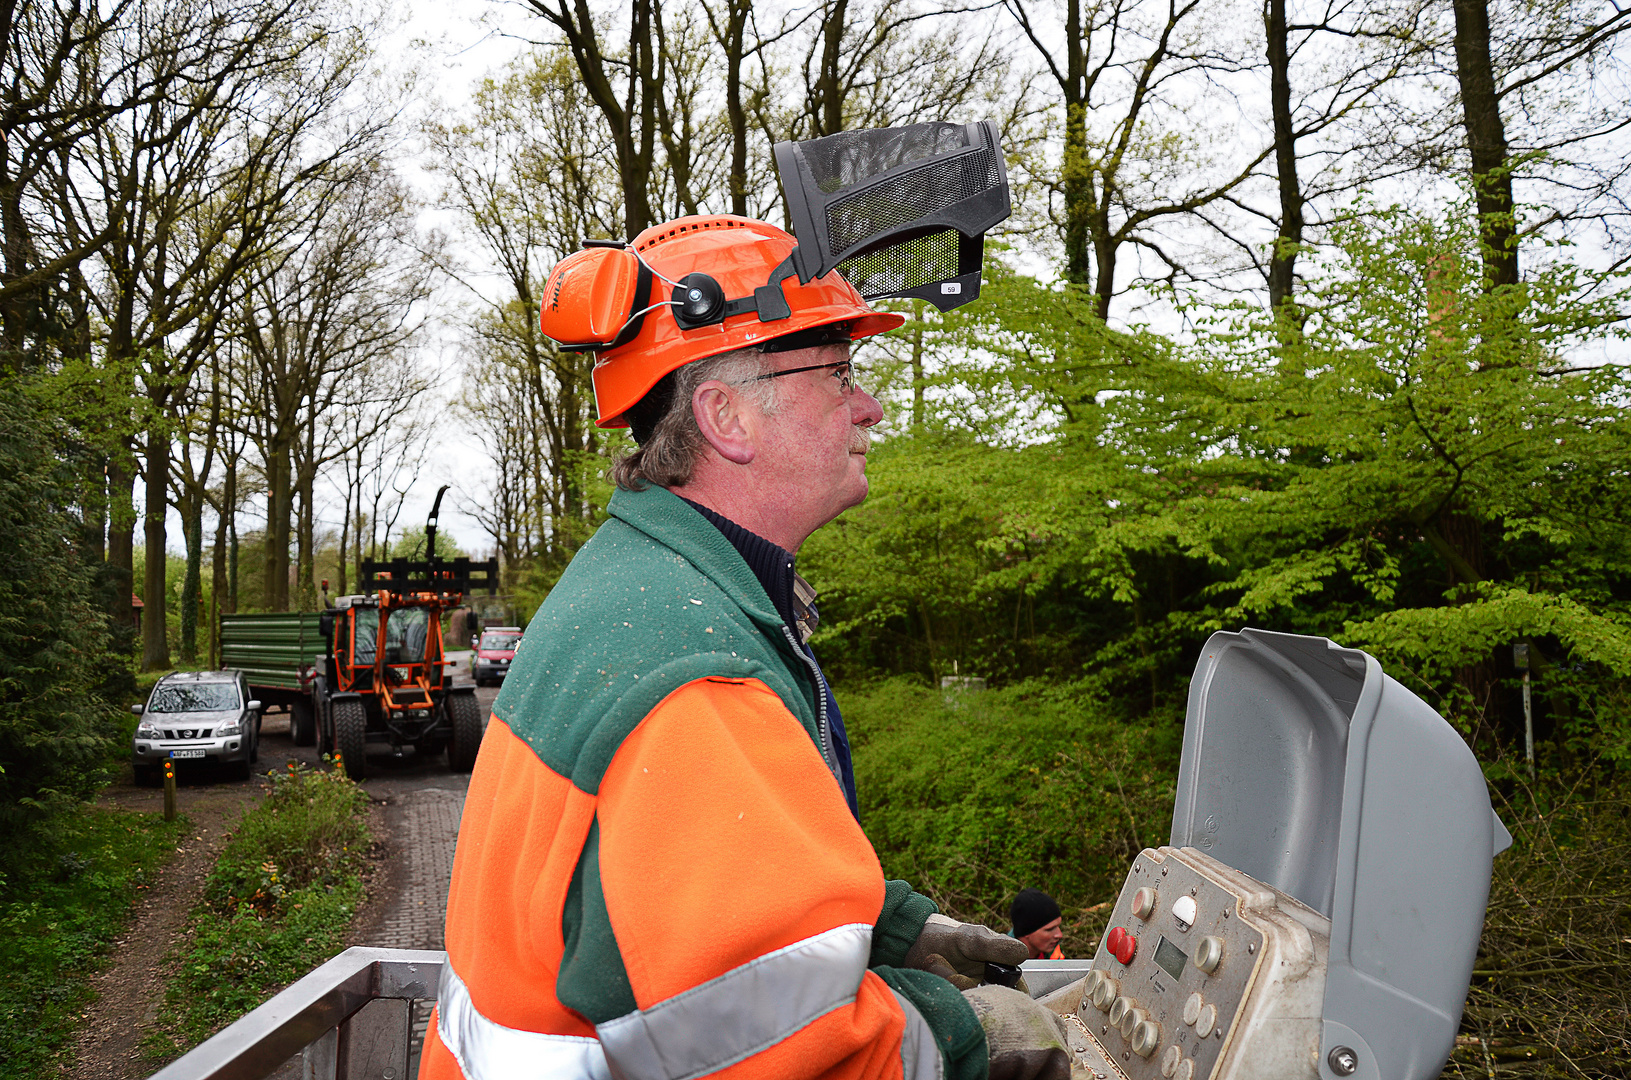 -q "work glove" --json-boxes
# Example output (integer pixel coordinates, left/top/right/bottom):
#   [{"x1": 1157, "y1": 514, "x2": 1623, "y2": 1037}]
[
  {"x1": 903, "y1": 913, "x2": 1030, "y2": 990},
  {"x1": 962, "y1": 984, "x2": 1074, "y2": 1080}
]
